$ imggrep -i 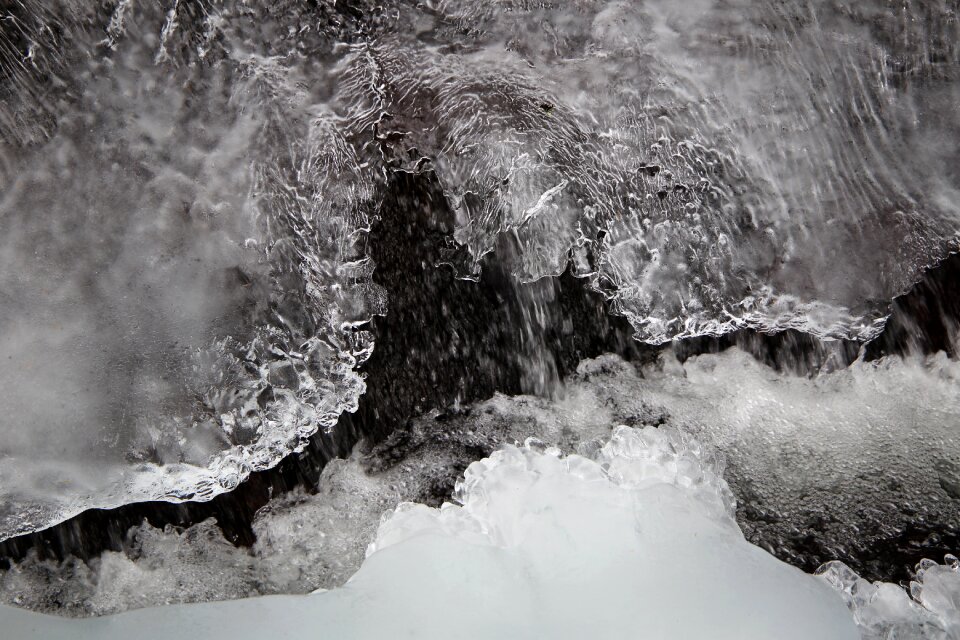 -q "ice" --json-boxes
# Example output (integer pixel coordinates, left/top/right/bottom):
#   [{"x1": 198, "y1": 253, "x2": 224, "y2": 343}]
[
  {"x1": 0, "y1": 433, "x2": 472, "y2": 616},
  {"x1": 0, "y1": 380, "x2": 620, "y2": 615},
  {"x1": 0, "y1": 427, "x2": 859, "y2": 639},
  {"x1": 819, "y1": 556, "x2": 960, "y2": 639},
  {"x1": 0, "y1": 2, "x2": 383, "y2": 540},
  {"x1": 6, "y1": 345, "x2": 959, "y2": 617},
  {"x1": 339, "y1": 0, "x2": 960, "y2": 342},
  {"x1": 0, "y1": 461, "x2": 398, "y2": 616},
  {"x1": 3, "y1": 6, "x2": 960, "y2": 631},
  {"x1": 635, "y1": 348, "x2": 960, "y2": 572},
  {"x1": 3, "y1": 352, "x2": 959, "y2": 637},
  {"x1": 2, "y1": 0, "x2": 958, "y2": 537}
]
